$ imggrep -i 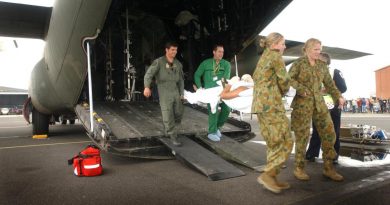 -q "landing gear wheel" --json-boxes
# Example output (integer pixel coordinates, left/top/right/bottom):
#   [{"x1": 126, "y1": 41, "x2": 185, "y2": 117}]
[{"x1": 32, "y1": 107, "x2": 49, "y2": 135}]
